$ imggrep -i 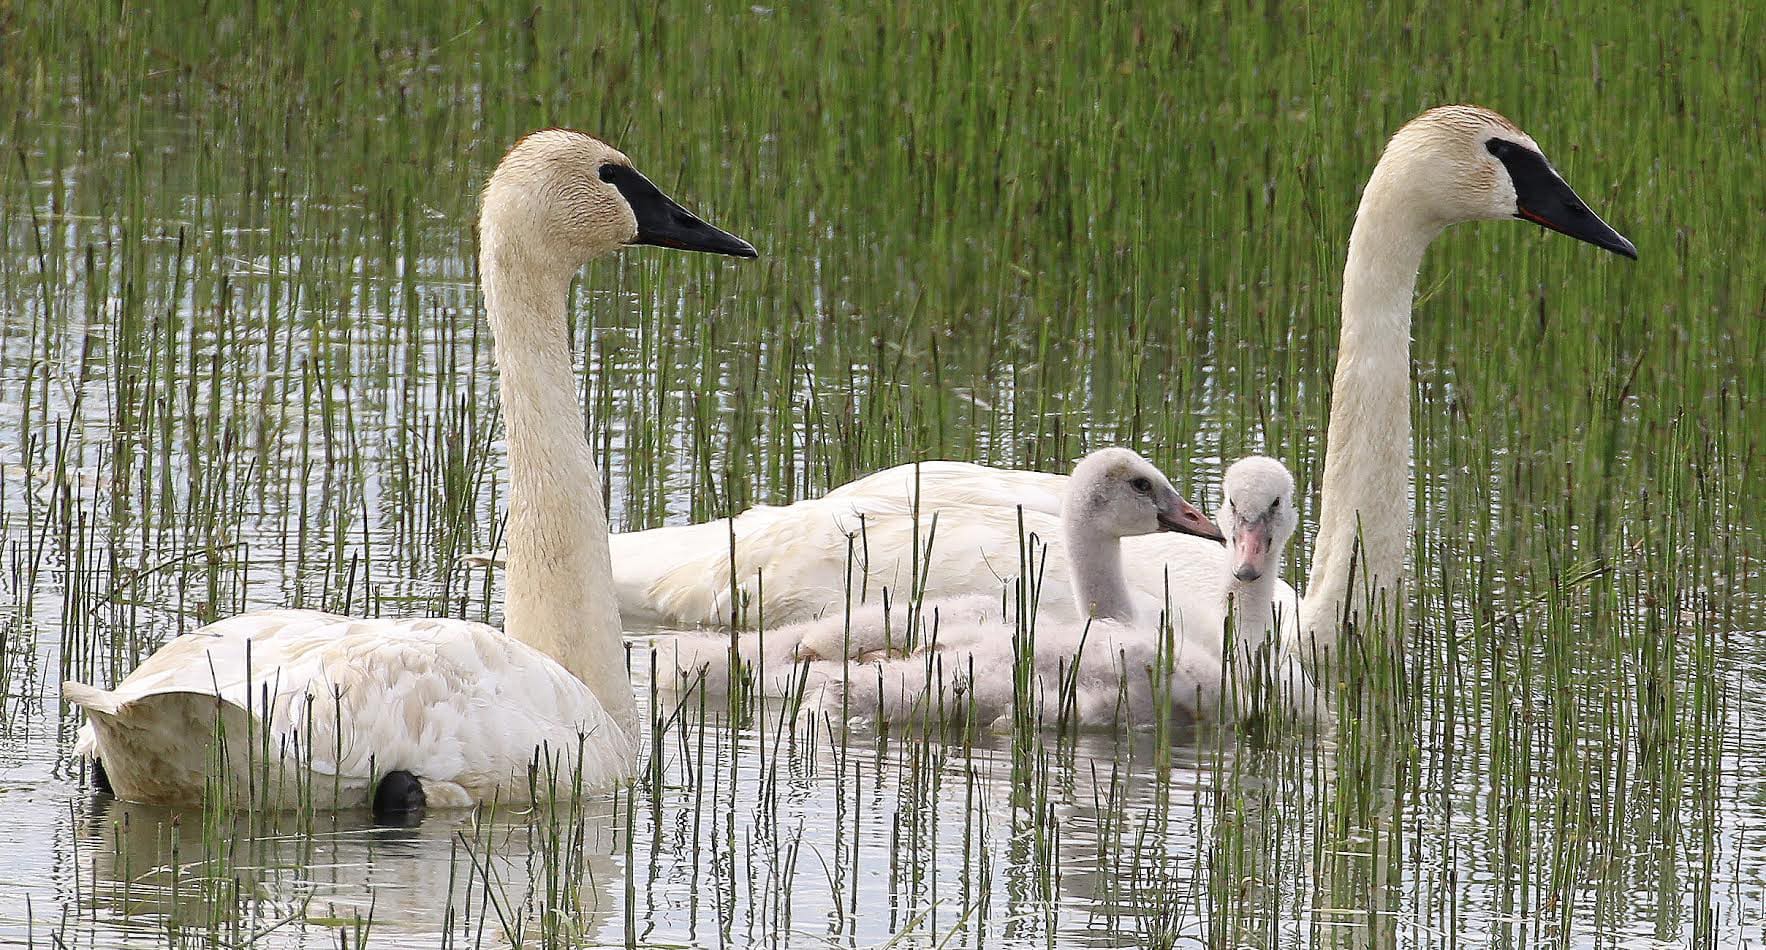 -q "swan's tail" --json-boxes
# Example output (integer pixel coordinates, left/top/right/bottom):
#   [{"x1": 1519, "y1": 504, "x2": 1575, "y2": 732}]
[
  {"x1": 63, "y1": 680, "x2": 121, "y2": 715},
  {"x1": 466, "y1": 523, "x2": 750, "y2": 627},
  {"x1": 63, "y1": 680, "x2": 119, "y2": 760},
  {"x1": 610, "y1": 506, "x2": 869, "y2": 629},
  {"x1": 460, "y1": 521, "x2": 742, "y2": 626},
  {"x1": 609, "y1": 523, "x2": 750, "y2": 627},
  {"x1": 59, "y1": 684, "x2": 310, "y2": 806}
]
